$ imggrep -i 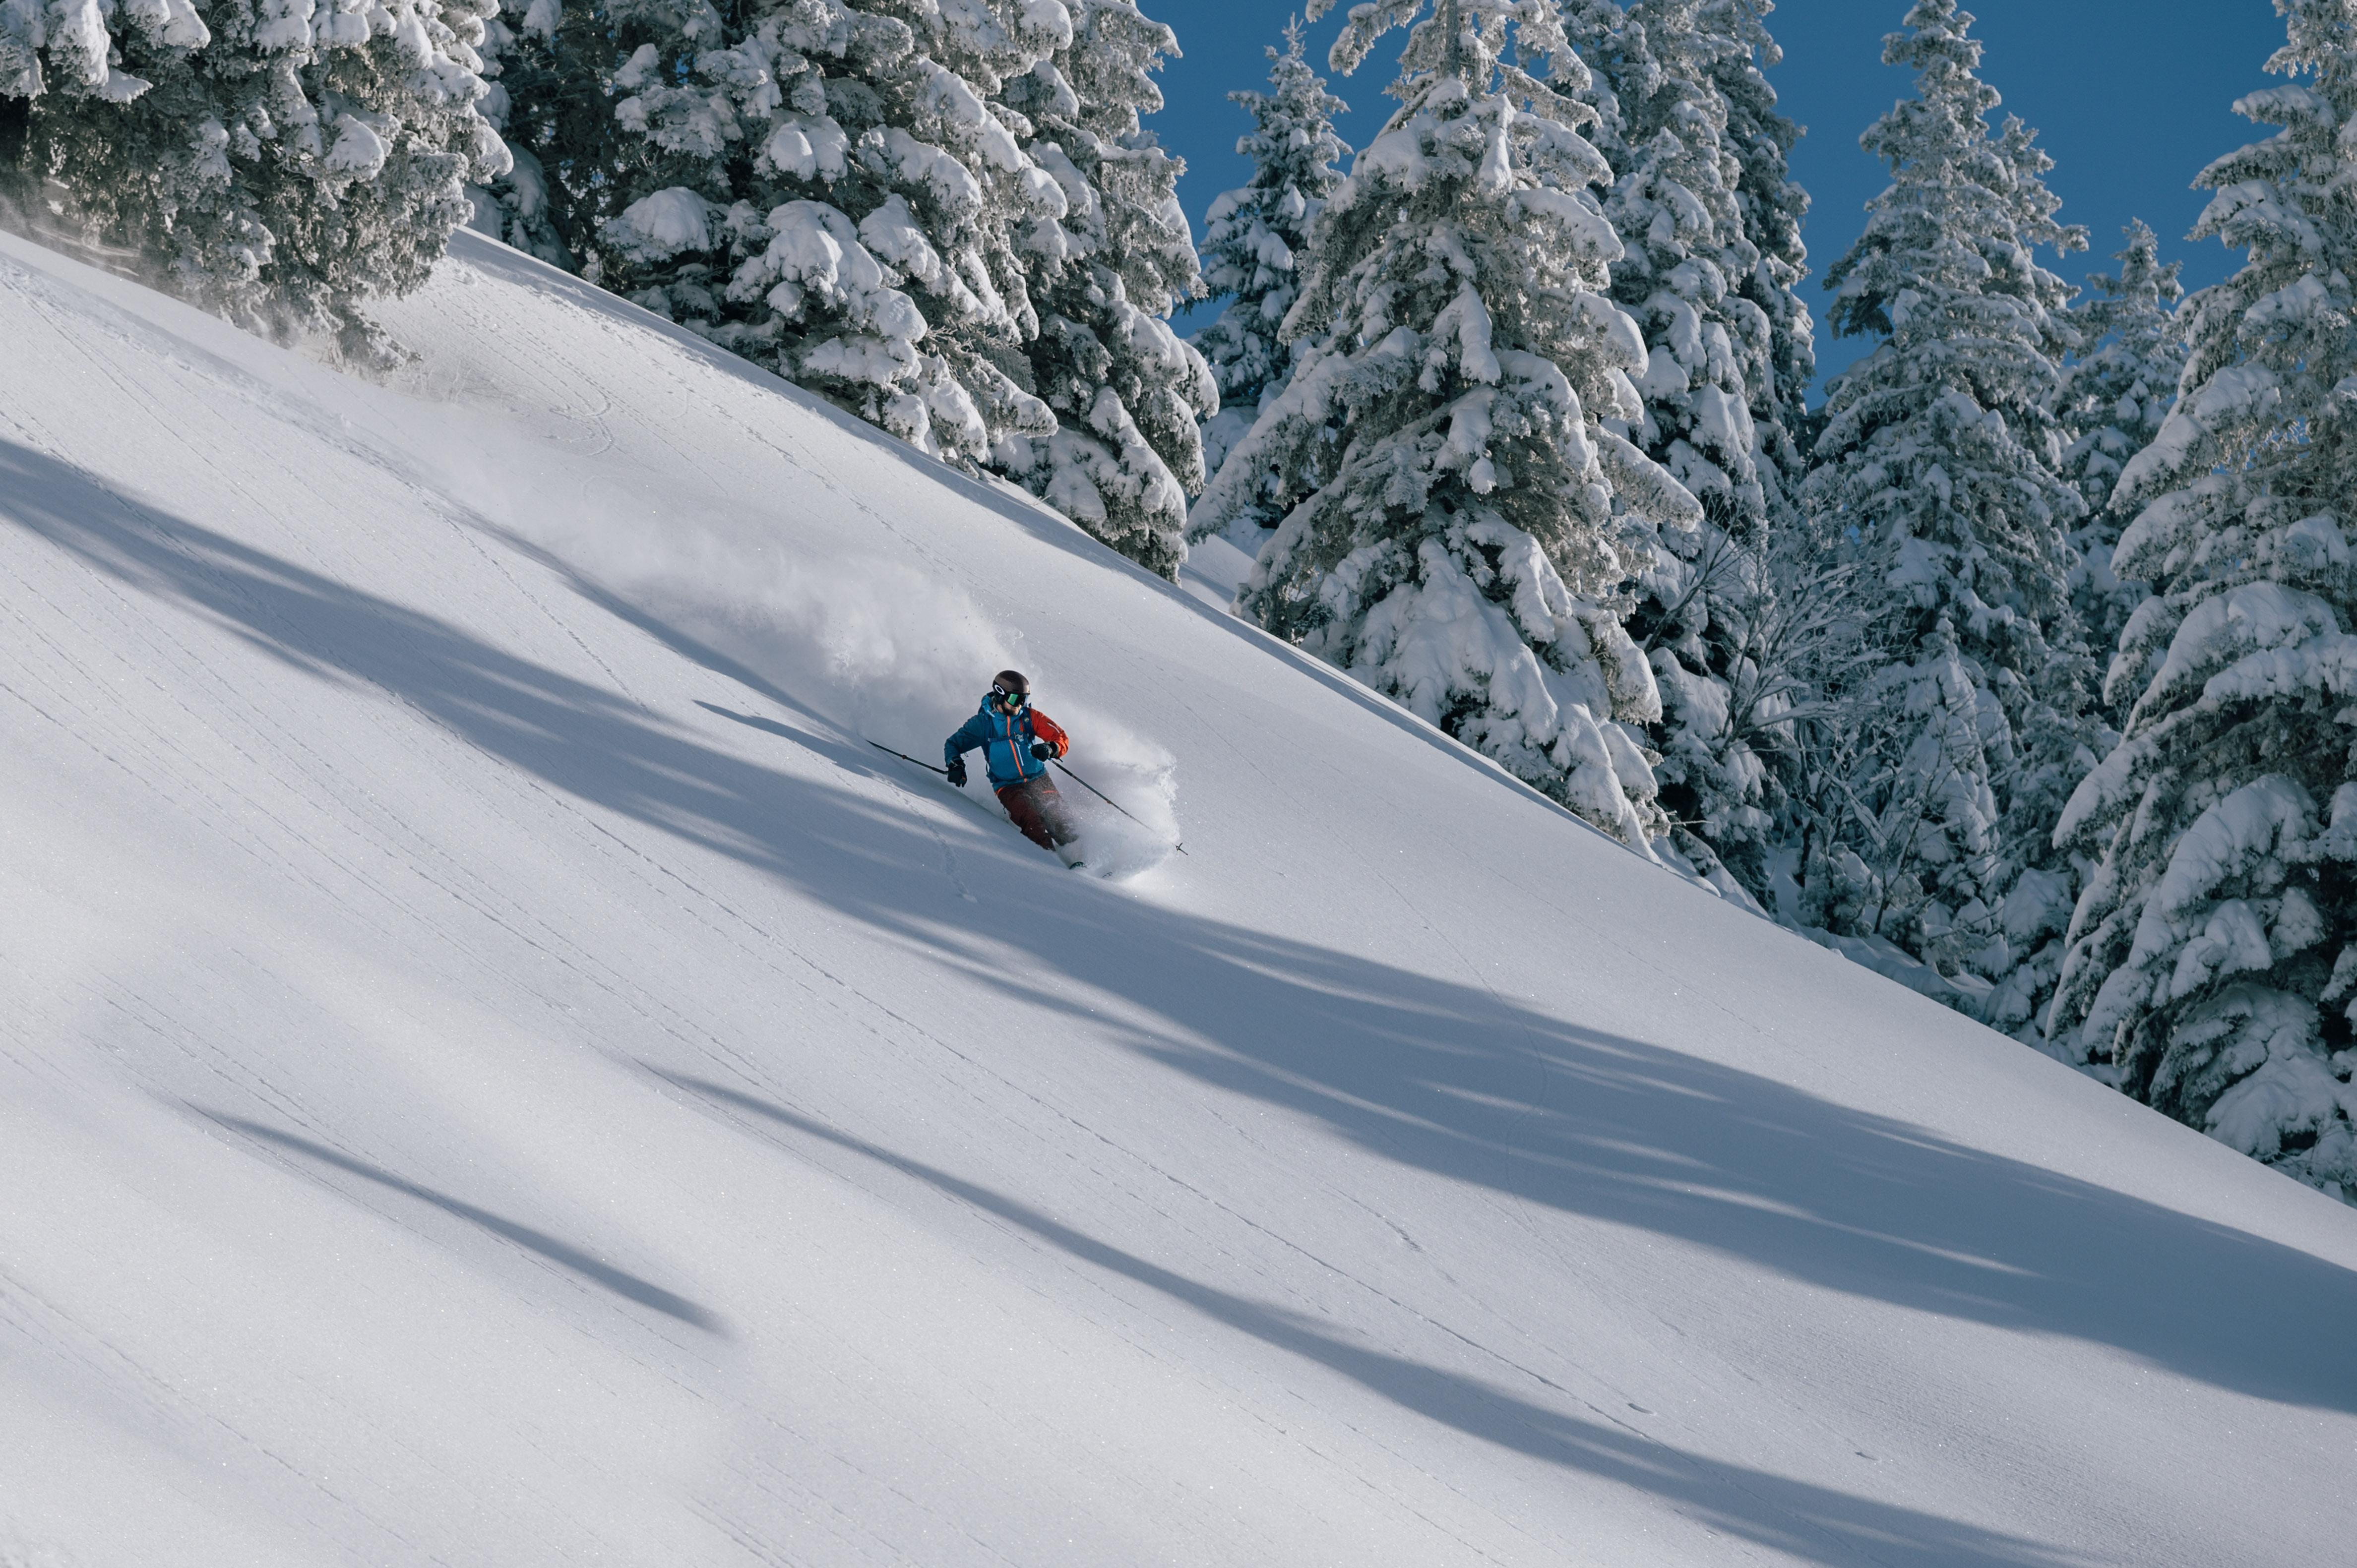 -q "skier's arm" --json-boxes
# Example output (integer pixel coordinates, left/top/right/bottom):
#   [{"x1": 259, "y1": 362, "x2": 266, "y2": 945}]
[
  {"x1": 1029, "y1": 712, "x2": 1070, "y2": 760},
  {"x1": 944, "y1": 713, "x2": 990, "y2": 771}
]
